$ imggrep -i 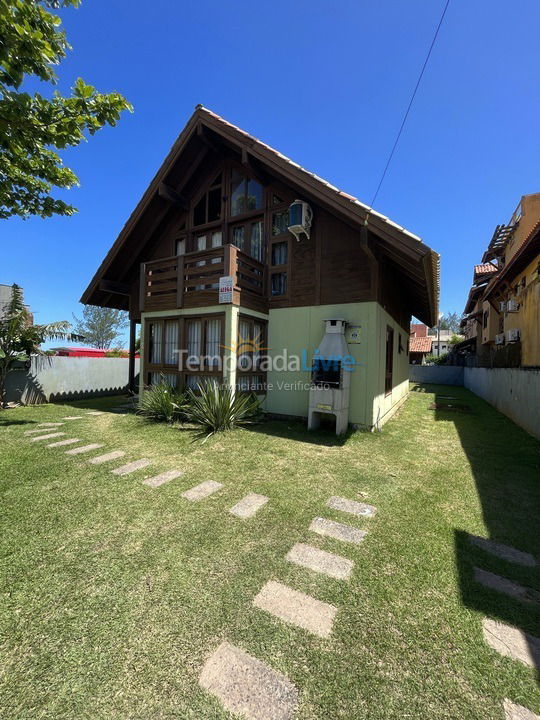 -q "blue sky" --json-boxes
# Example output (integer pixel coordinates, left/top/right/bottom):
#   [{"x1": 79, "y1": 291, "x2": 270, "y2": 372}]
[{"x1": 4, "y1": 0, "x2": 540, "y2": 345}]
